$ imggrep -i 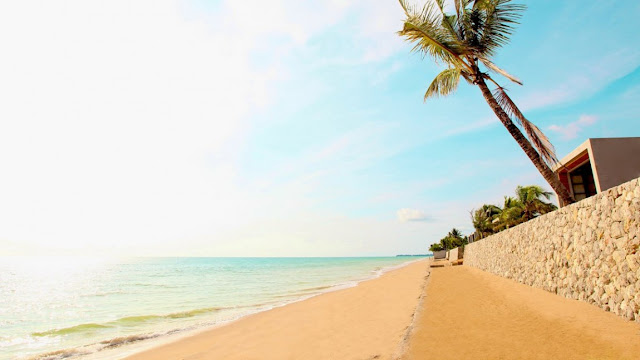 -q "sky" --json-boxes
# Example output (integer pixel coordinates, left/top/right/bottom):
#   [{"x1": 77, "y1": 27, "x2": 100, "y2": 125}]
[{"x1": 0, "y1": 0, "x2": 639, "y2": 257}]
